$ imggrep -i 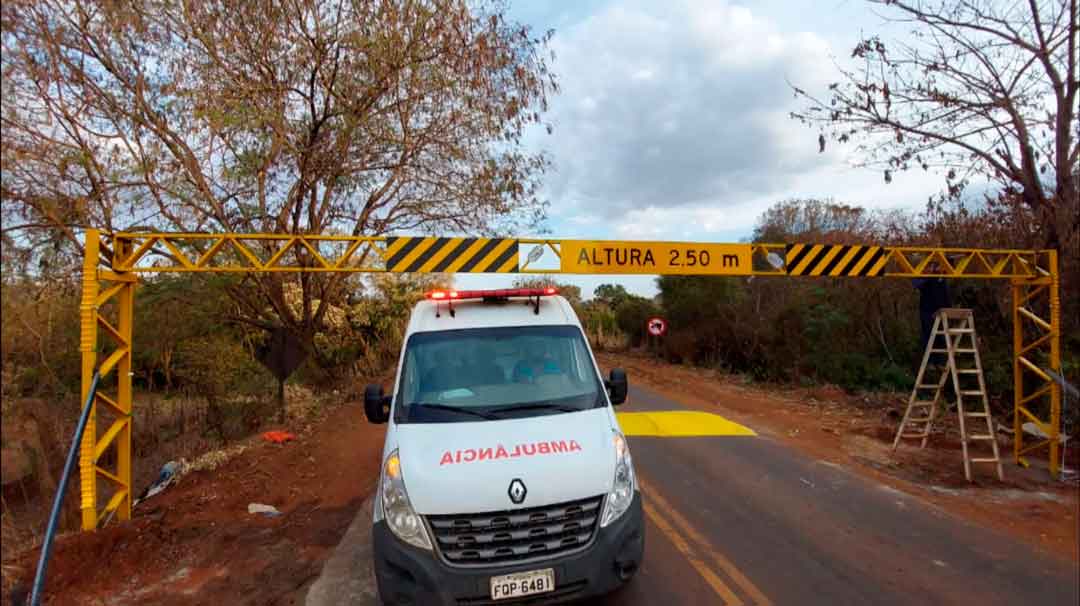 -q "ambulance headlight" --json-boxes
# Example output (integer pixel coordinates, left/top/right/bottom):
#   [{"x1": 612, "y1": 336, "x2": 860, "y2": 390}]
[
  {"x1": 601, "y1": 433, "x2": 635, "y2": 527},
  {"x1": 381, "y1": 450, "x2": 432, "y2": 550}
]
